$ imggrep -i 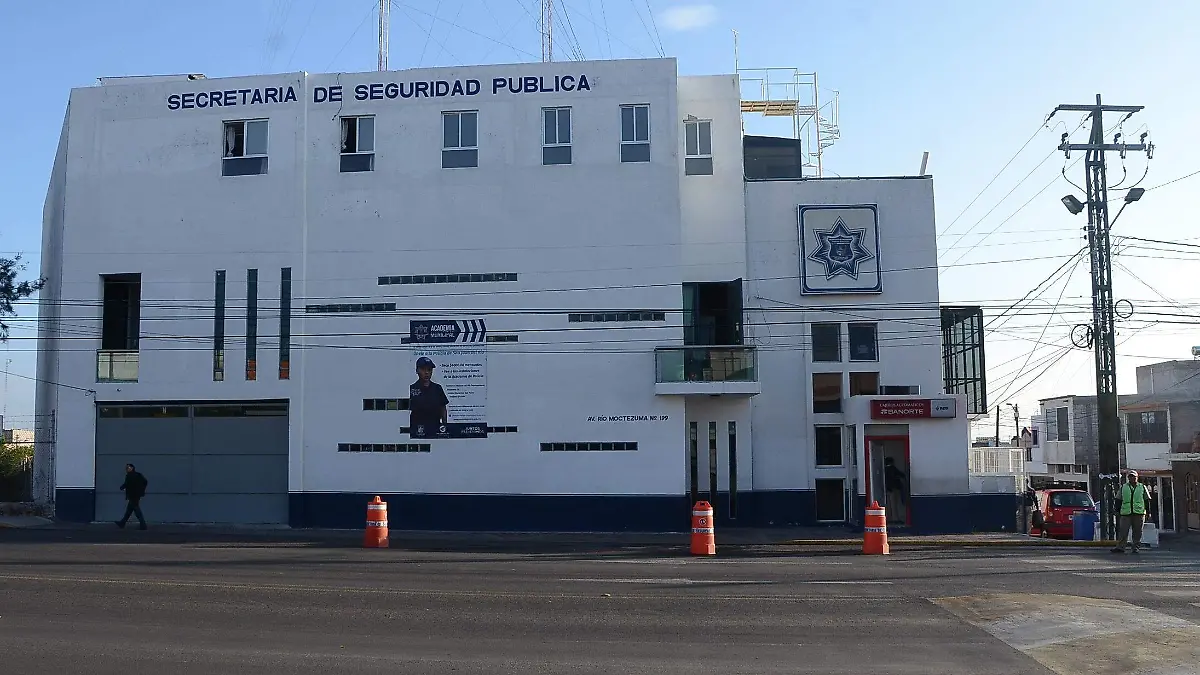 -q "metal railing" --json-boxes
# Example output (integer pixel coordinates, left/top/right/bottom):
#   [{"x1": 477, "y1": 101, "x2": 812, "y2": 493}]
[
  {"x1": 655, "y1": 346, "x2": 757, "y2": 384},
  {"x1": 96, "y1": 350, "x2": 139, "y2": 382}
]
